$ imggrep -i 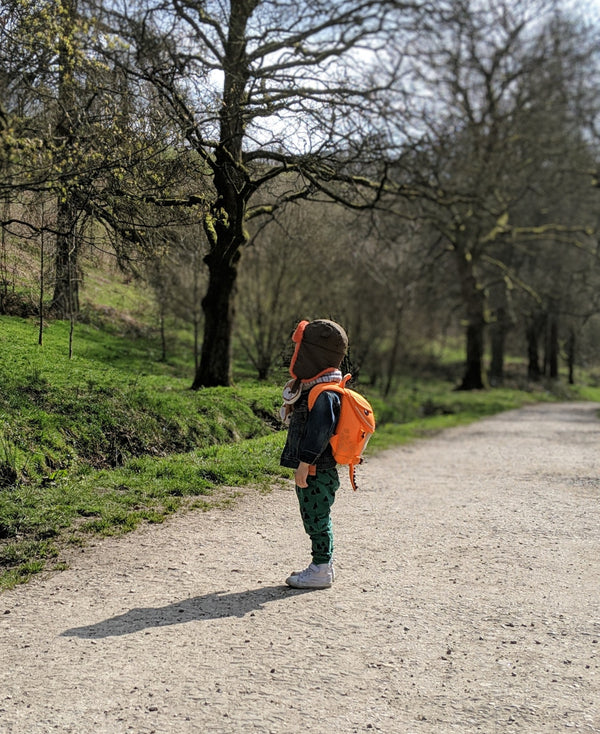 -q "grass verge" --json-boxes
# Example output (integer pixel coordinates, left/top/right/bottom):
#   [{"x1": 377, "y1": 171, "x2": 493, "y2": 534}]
[{"x1": 2, "y1": 315, "x2": 599, "y2": 591}]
